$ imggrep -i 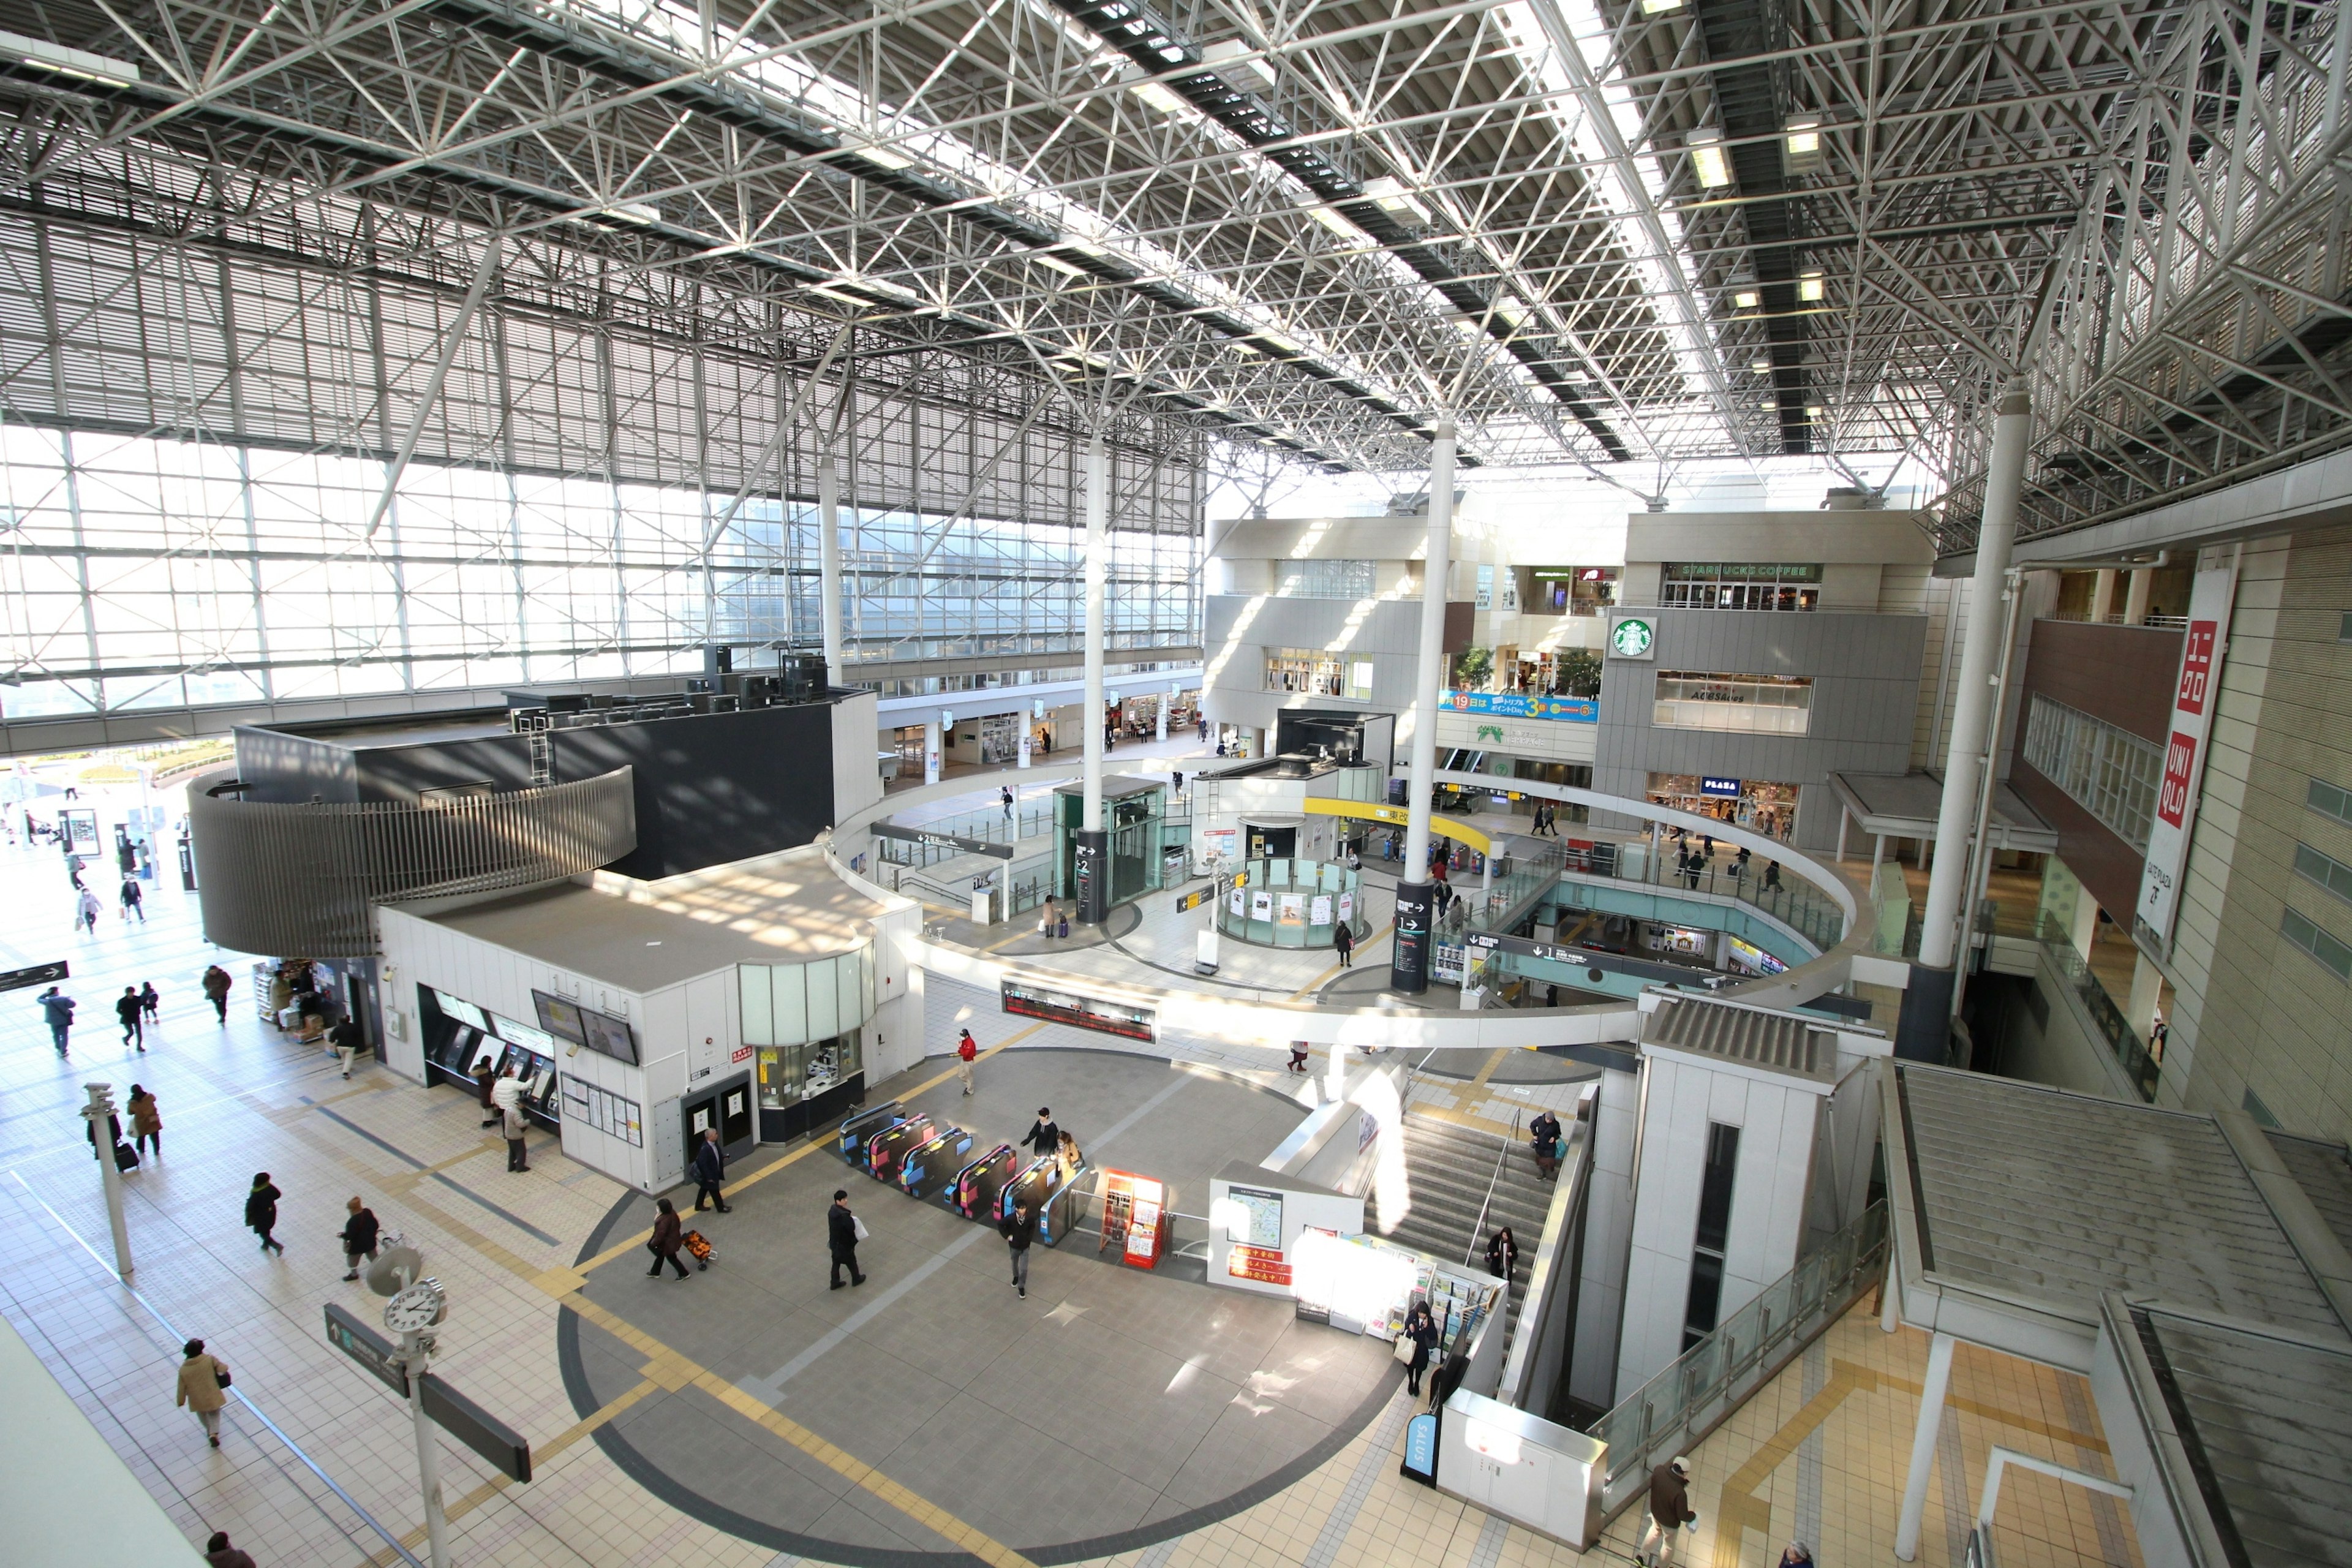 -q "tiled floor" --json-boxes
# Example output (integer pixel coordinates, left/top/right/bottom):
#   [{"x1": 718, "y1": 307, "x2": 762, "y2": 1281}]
[{"x1": 0, "y1": 822, "x2": 2144, "y2": 1568}]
